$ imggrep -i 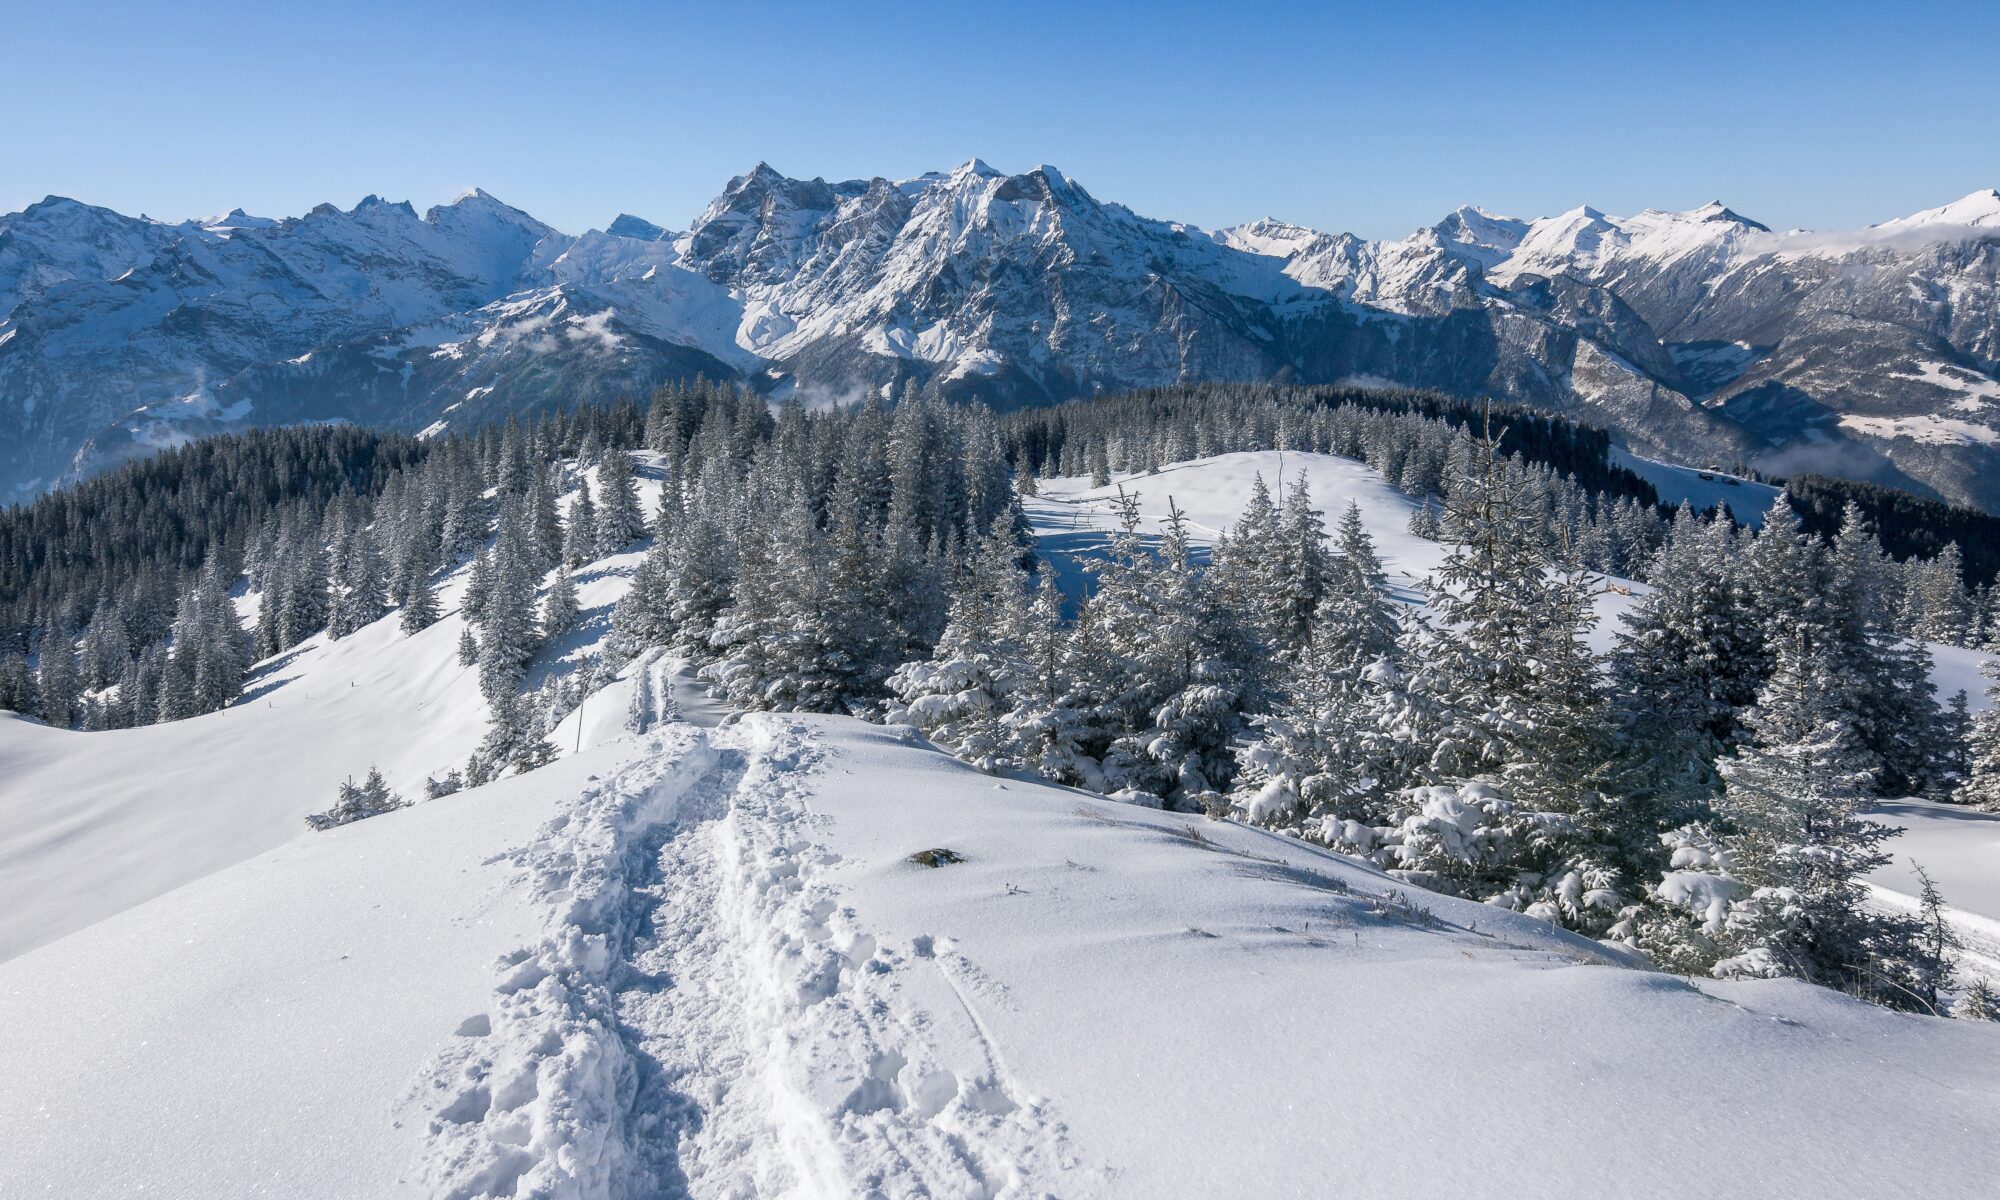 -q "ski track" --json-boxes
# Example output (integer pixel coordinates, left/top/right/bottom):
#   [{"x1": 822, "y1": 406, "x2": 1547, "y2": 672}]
[{"x1": 405, "y1": 714, "x2": 1082, "y2": 1199}]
